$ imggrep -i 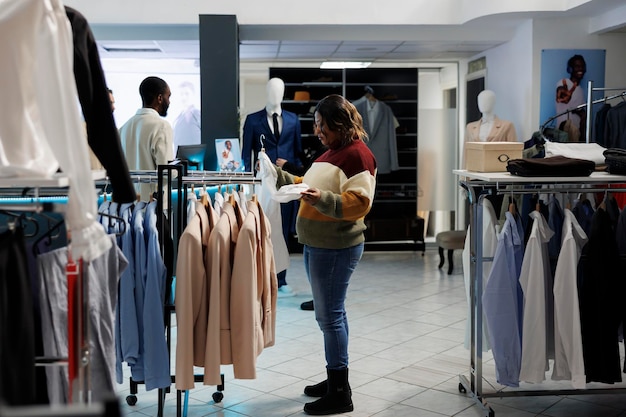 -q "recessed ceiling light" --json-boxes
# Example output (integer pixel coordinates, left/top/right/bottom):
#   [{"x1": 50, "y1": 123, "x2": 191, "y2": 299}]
[{"x1": 320, "y1": 61, "x2": 371, "y2": 69}]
